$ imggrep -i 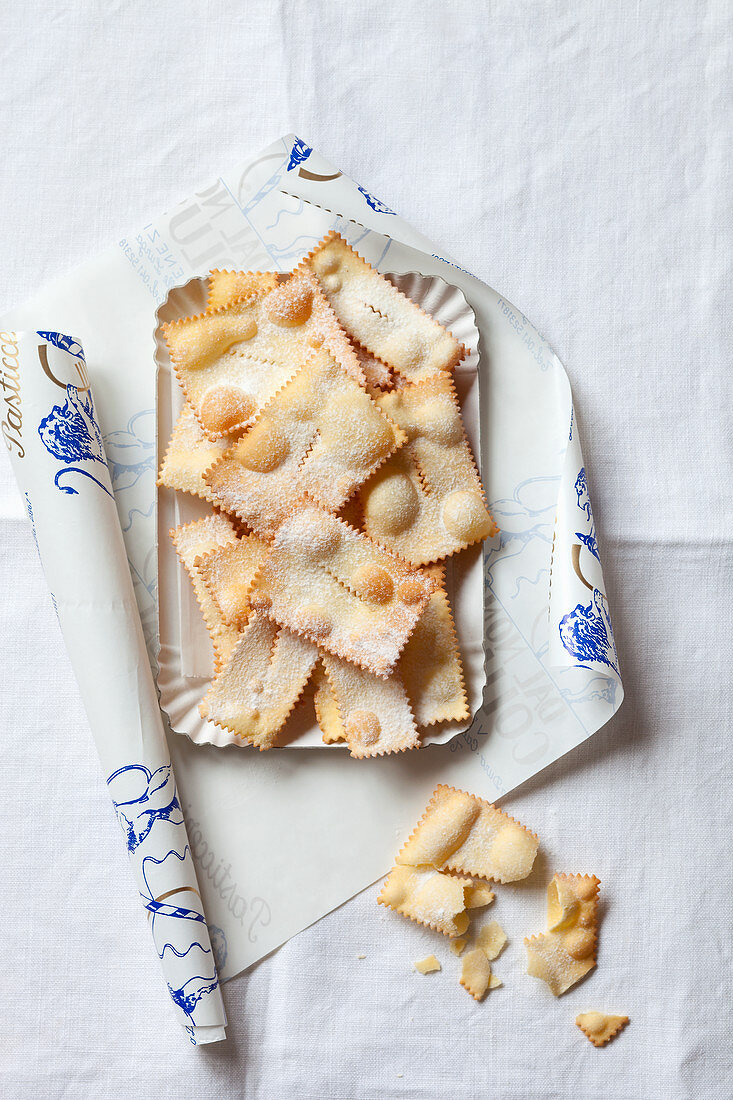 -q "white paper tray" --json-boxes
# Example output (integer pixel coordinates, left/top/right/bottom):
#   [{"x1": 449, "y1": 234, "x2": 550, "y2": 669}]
[{"x1": 155, "y1": 270, "x2": 486, "y2": 748}]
